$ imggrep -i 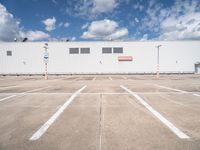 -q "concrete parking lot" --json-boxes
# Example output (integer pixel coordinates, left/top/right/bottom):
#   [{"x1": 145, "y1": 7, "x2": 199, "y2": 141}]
[{"x1": 0, "y1": 75, "x2": 200, "y2": 150}]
